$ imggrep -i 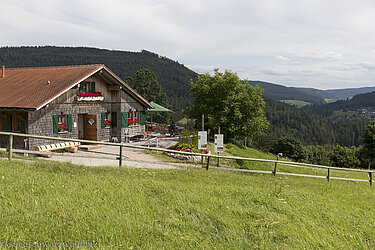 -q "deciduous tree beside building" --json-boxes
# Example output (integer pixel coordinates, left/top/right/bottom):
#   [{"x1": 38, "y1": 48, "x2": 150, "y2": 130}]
[{"x1": 185, "y1": 69, "x2": 268, "y2": 141}]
